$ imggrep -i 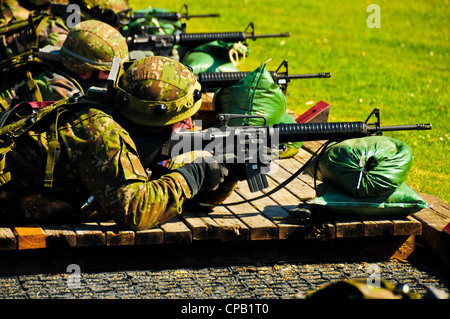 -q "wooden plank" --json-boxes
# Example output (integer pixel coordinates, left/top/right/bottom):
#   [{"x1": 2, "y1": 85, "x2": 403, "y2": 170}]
[
  {"x1": 41, "y1": 224, "x2": 77, "y2": 247},
  {"x1": 135, "y1": 227, "x2": 164, "y2": 245},
  {"x1": 262, "y1": 175, "x2": 336, "y2": 240},
  {"x1": 335, "y1": 221, "x2": 365, "y2": 238},
  {"x1": 0, "y1": 227, "x2": 16, "y2": 250},
  {"x1": 390, "y1": 235, "x2": 416, "y2": 260},
  {"x1": 235, "y1": 180, "x2": 320, "y2": 240},
  {"x1": 278, "y1": 156, "x2": 319, "y2": 189},
  {"x1": 13, "y1": 225, "x2": 47, "y2": 250},
  {"x1": 178, "y1": 209, "x2": 221, "y2": 241},
  {"x1": 160, "y1": 216, "x2": 192, "y2": 244},
  {"x1": 301, "y1": 140, "x2": 327, "y2": 154},
  {"x1": 234, "y1": 184, "x2": 295, "y2": 240},
  {"x1": 223, "y1": 191, "x2": 278, "y2": 240},
  {"x1": 294, "y1": 147, "x2": 318, "y2": 165},
  {"x1": 208, "y1": 205, "x2": 249, "y2": 242},
  {"x1": 72, "y1": 222, "x2": 105, "y2": 247},
  {"x1": 392, "y1": 217, "x2": 422, "y2": 236},
  {"x1": 268, "y1": 162, "x2": 316, "y2": 201},
  {"x1": 418, "y1": 192, "x2": 450, "y2": 216},
  {"x1": 411, "y1": 207, "x2": 450, "y2": 267},
  {"x1": 363, "y1": 220, "x2": 393, "y2": 237},
  {"x1": 263, "y1": 176, "x2": 302, "y2": 211},
  {"x1": 100, "y1": 222, "x2": 135, "y2": 246}
]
